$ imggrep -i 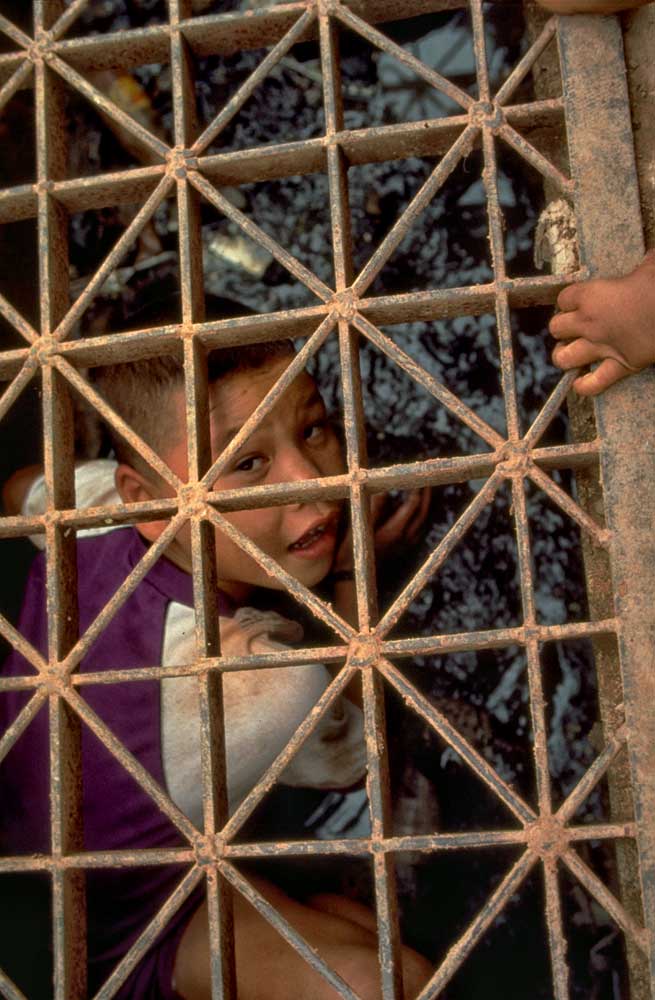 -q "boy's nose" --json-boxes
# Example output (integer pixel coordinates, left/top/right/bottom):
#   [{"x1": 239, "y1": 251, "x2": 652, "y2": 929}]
[{"x1": 278, "y1": 447, "x2": 322, "y2": 483}]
